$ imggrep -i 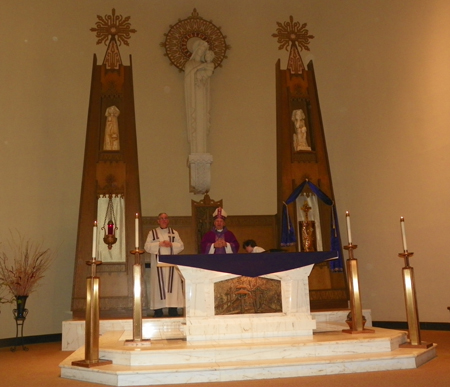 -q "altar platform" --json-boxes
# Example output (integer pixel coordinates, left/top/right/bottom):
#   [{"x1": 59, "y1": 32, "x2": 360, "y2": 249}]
[
  {"x1": 62, "y1": 250, "x2": 359, "y2": 351},
  {"x1": 60, "y1": 327, "x2": 436, "y2": 386},
  {"x1": 60, "y1": 252, "x2": 436, "y2": 385},
  {"x1": 61, "y1": 309, "x2": 373, "y2": 351}
]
